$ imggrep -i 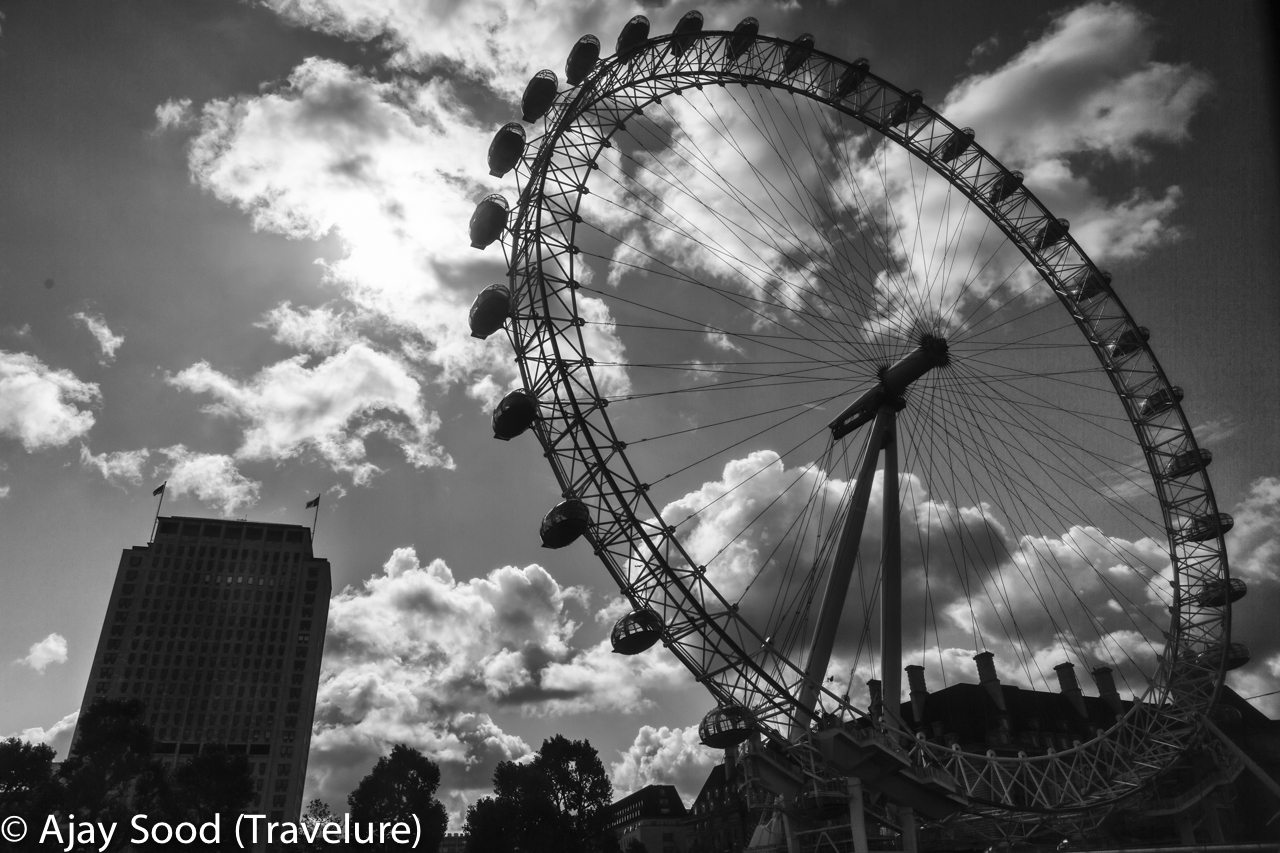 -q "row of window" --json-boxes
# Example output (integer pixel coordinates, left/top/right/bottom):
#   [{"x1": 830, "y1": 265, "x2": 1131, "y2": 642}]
[
  {"x1": 105, "y1": 624, "x2": 312, "y2": 654},
  {"x1": 104, "y1": 626, "x2": 312, "y2": 658},
  {"x1": 155, "y1": 520, "x2": 307, "y2": 544}
]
